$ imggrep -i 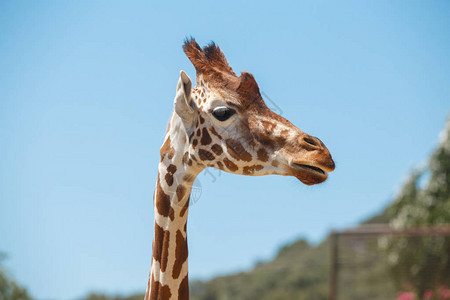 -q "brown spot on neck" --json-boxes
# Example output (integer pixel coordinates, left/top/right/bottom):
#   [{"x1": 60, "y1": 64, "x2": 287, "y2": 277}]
[
  {"x1": 169, "y1": 206, "x2": 174, "y2": 221},
  {"x1": 155, "y1": 175, "x2": 175, "y2": 221},
  {"x1": 164, "y1": 164, "x2": 177, "y2": 186},
  {"x1": 243, "y1": 164, "x2": 264, "y2": 175},
  {"x1": 149, "y1": 274, "x2": 172, "y2": 300},
  {"x1": 223, "y1": 158, "x2": 238, "y2": 172},
  {"x1": 200, "y1": 128, "x2": 212, "y2": 145},
  {"x1": 211, "y1": 144, "x2": 223, "y2": 155},
  {"x1": 152, "y1": 223, "x2": 170, "y2": 272},
  {"x1": 257, "y1": 148, "x2": 269, "y2": 162},
  {"x1": 172, "y1": 229, "x2": 188, "y2": 279},
  {"x1": 225, "y1": 139, "x2": 252, "y2": 162},
  {"x1": 178, "y1": 274, "x2": 189, "y2": 299},
  {"x1": 198, "y1": 149, "x2": 215, "y2": 161}
]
